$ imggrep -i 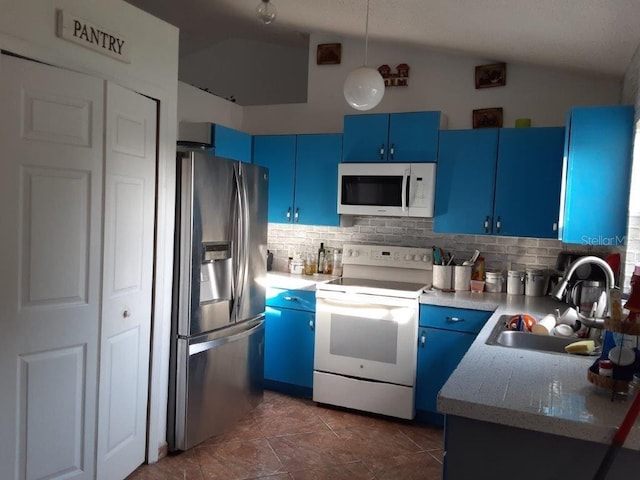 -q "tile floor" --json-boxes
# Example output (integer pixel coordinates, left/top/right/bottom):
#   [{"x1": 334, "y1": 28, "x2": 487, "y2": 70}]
[{"x1": 127, "y1": 390, "x2": 444, "y2": 480}]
